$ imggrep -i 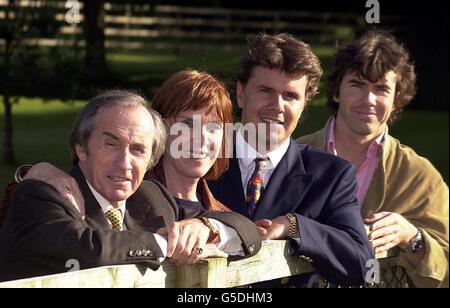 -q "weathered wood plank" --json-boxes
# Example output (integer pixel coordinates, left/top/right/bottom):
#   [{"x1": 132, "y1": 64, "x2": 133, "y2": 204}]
[
  {"x1": 225, "y1": 240, "x2": 315, "y2": 287},
  {"x1": 0, "y1": 241, "x2": 310, "y2": 288},
  {"x1": 0, "y1": 240, "x2": 398, "y2": 288}
]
